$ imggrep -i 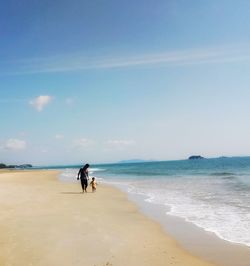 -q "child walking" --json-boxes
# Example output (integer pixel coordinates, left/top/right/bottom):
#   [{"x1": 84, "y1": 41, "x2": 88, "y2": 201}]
[{"x1": 90, "y1": 177, "x2": 97, "y2": 193}]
